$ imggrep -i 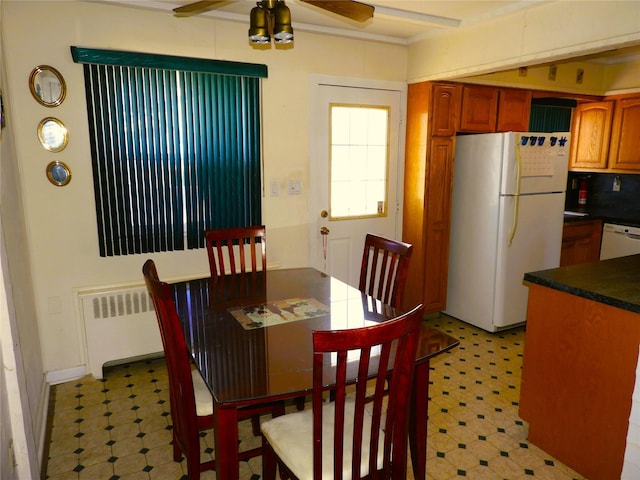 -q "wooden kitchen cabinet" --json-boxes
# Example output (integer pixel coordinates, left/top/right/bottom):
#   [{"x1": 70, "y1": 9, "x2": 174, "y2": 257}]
[
  {"x1": 559, "y1": 219, "x2": 602, "y2": 266},
  {"x1": 497, "y1": 88, "x2": 532, "y2": 131},
  {"x1": 460, "y1": 85, "x2": 531, "y2": 133},
  {"x1": 460, "y1": 85, "x2": 498, "y2": 132},
  {"x1": 431, "y1": 83, "x2": 461, "y2": 137},
  {"x1": 403, "y1": 82, "x2": 460, "y2": 313},
  {"x1": 609, "y1": 96, "x2": 640, "y2": 170},
  {"x1": 569, "y1": 101, "x2": 614, "y2": 170},
  {"x1": 421, "y1": 136, "x2": 455, "y2": 310},
  {"x1": 521, "y1": 282, "x2": 639, "y2": 480}
]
